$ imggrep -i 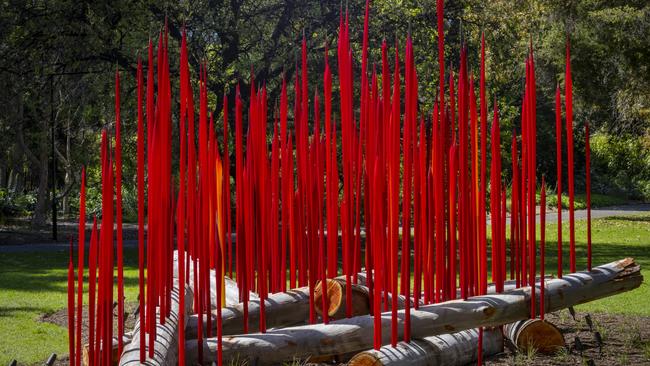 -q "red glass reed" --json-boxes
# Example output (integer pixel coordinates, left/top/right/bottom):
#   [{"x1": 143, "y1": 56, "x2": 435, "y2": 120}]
[
  {"x1": 490, "y1": 101, "x2": 502, "y2": 293},
  {"x1": 135, "y1": 56, "x2": 146, "y2": 363},
  {"x1": 114, "y1": 69, "x2": 125, "y2": 356},
  {"x1": 67, "y1": 237, "x2": 75, "y2": 366},
  {"x1": 586, "y1": 121, "x2": 591, "y2": 271},
  {"x1": 565, "y1": 40, "x2": 576, "y2": 273},
  {"x1": 88, "y1": 218, "x2": 98, "y2": 366},
  {"x1": 479, "y1": 33, "x2": 488, "y2": 296},
  {"x1": 540, "y1": 178, "x2": 546, "y2": 319},
  {"x1": 555, "y1": 85, "x2": 563, "y2": 278},
  {"x1": 75, "y1": 168, "x2": 85, "y2": 366}
]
